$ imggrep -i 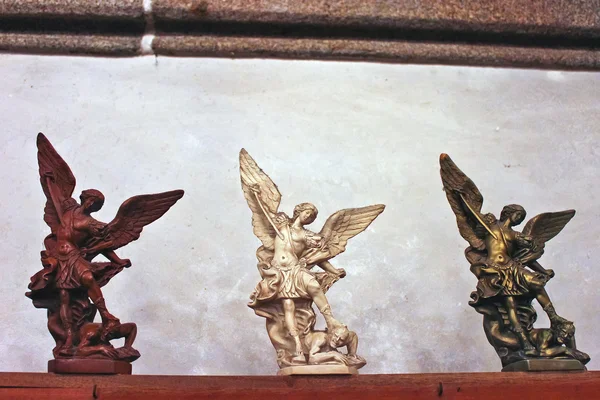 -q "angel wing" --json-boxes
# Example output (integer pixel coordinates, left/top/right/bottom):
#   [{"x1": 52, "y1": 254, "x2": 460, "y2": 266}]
[
  {"x1": 439, "y1": 153, "x2": 489, "y2": 251},
  {"x1": 302, "y1": 204, "x2": 385, "y2": 266},
  {"x1": 239, "y1": 149, "x2": 282, "y2": 250},
  {"x1": 37, "y1": 133, "x2": 76, "y2": 233},
  {"x1": 522, "y1": 210, "x2": 576, "y2": 245},
  {"x1": 84, "y1": 190, "x2": 184, "y2": 258},
  {"x1": 512, "y1": 210, "x2": 574, "y2": 265}
]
